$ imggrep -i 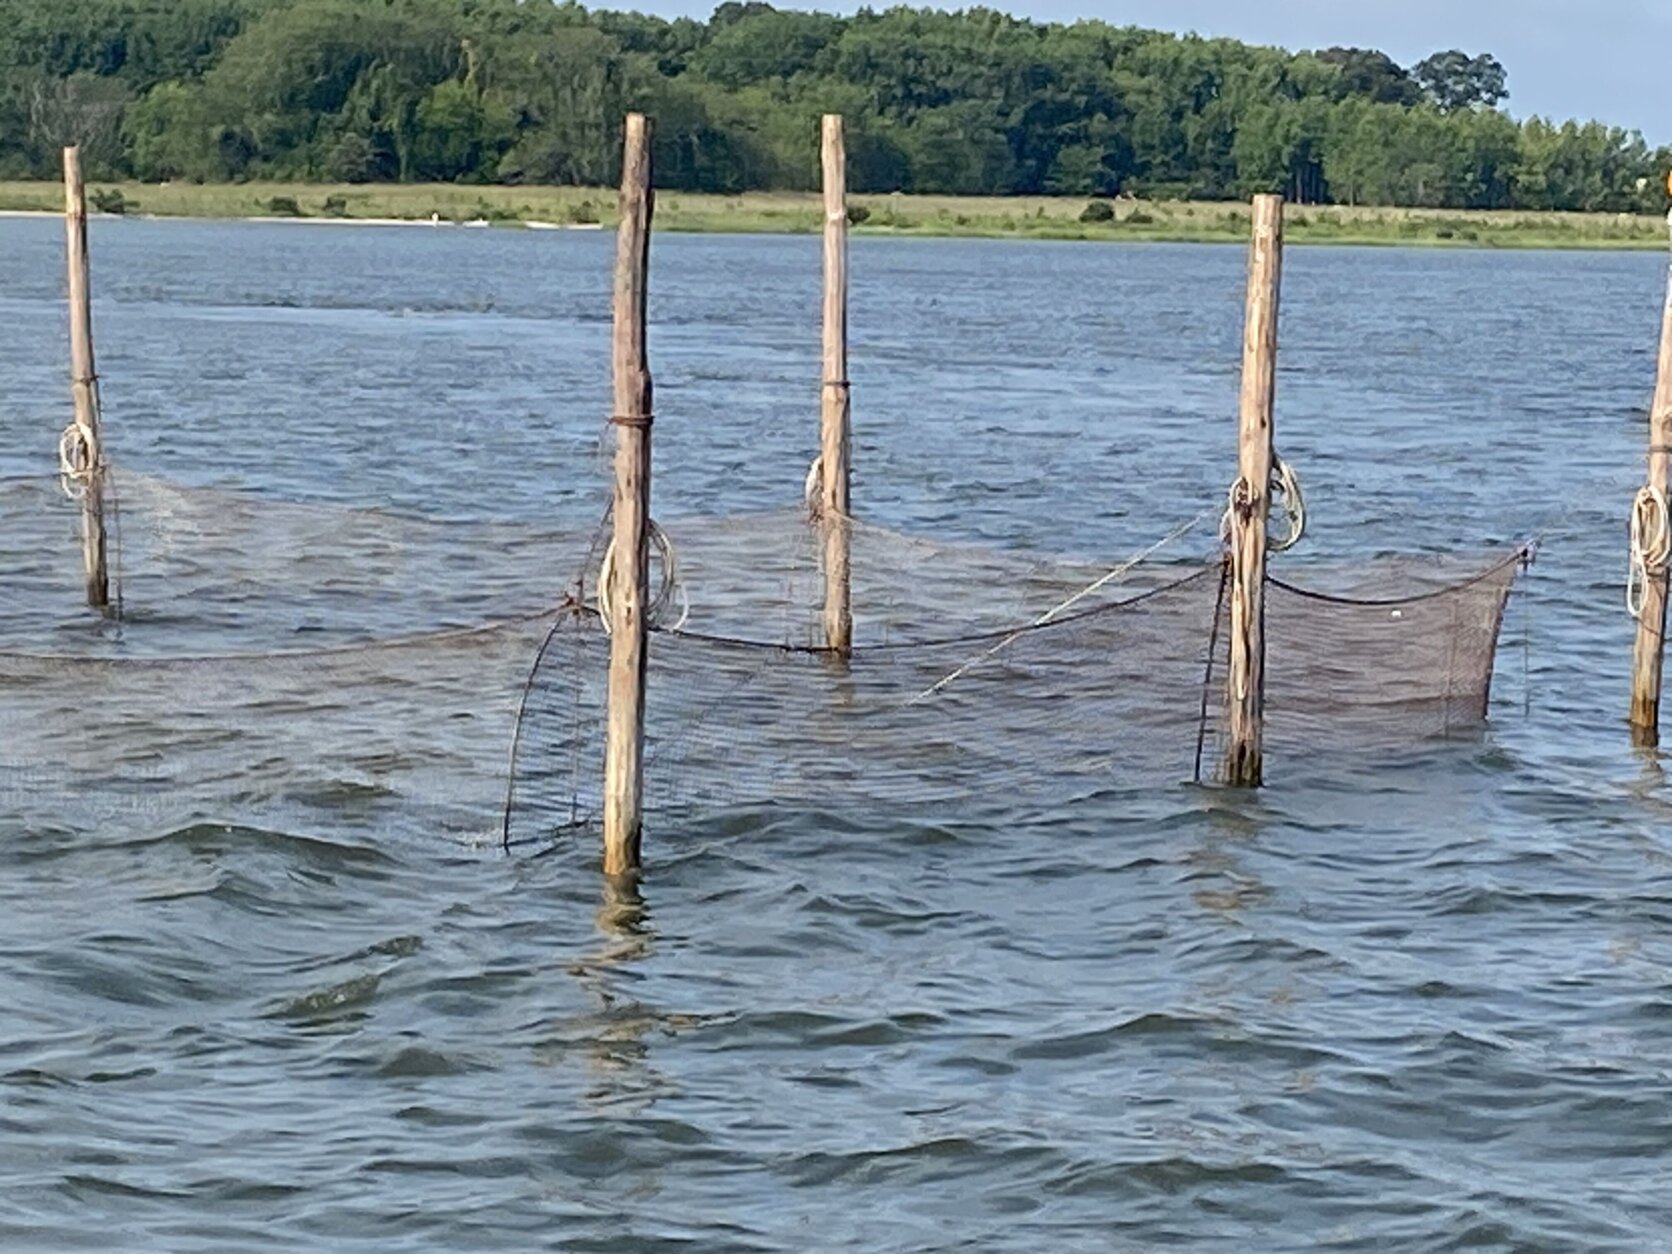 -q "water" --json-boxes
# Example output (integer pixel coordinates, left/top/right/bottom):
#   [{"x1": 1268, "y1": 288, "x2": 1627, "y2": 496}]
[{"x1": 1, "y1": 217, "x2": 1670, "y2": 1250}]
